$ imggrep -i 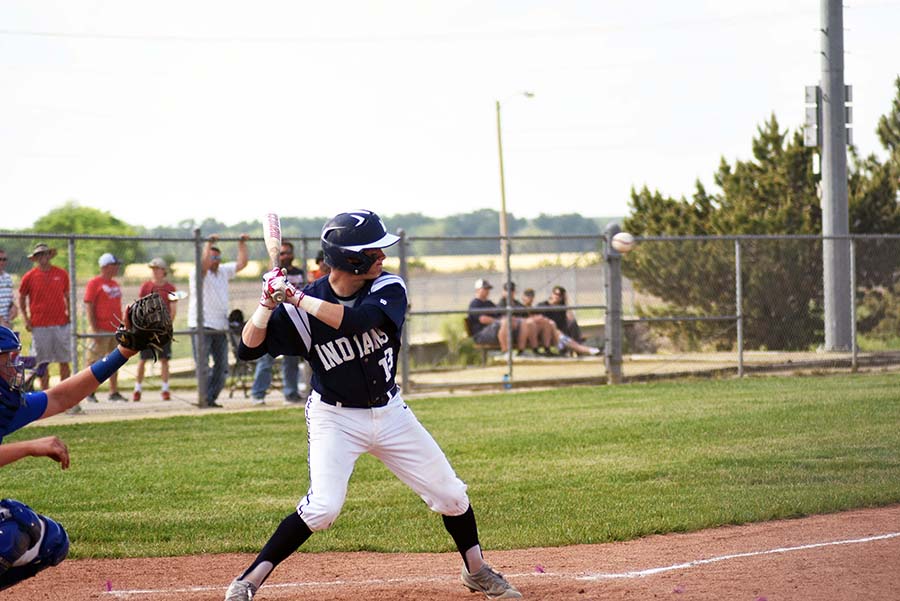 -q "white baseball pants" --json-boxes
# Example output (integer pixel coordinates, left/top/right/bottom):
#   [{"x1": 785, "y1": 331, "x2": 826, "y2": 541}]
[{"x1": 297, "y1": 393, "x2": 470, "y2": 531}]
